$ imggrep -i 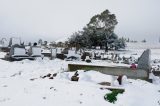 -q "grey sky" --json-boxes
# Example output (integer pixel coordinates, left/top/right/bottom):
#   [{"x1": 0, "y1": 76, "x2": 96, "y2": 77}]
[{"x1": 0, "y1": 0, "x2": 160, "y2": 43}]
